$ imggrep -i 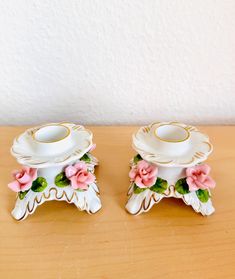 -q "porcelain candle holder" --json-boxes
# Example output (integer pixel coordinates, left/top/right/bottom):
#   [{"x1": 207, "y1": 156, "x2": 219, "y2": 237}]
[
  {"x1": 8, "y1": 123, "x2": 102, "y2": 220},
  {"x1": 126, "y1": 122, "x2": 216, "y2": 216}
]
